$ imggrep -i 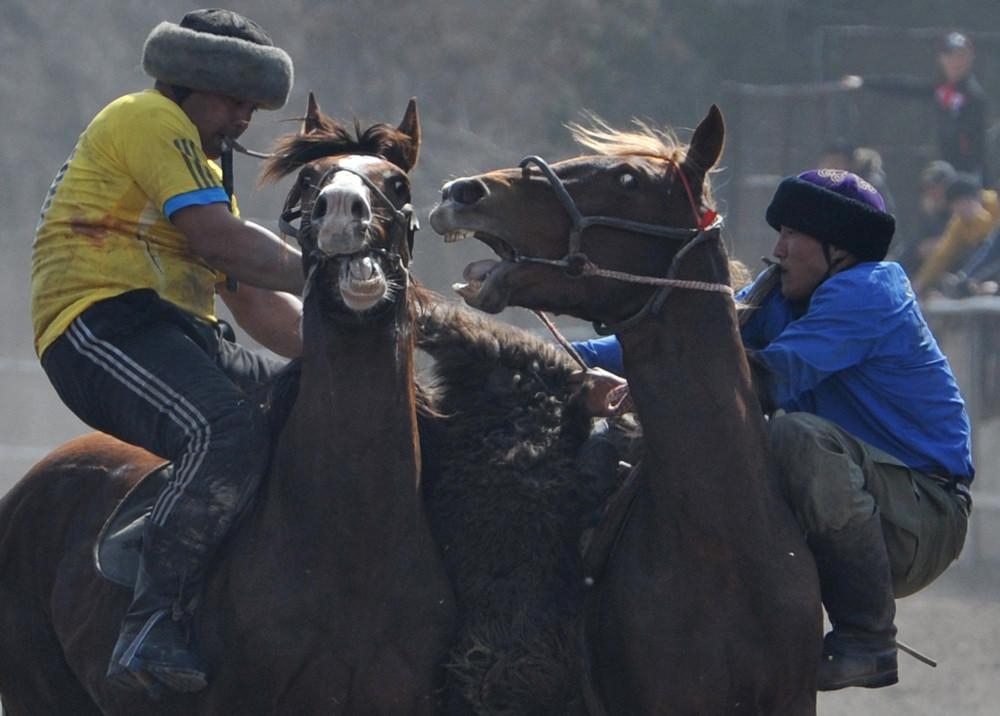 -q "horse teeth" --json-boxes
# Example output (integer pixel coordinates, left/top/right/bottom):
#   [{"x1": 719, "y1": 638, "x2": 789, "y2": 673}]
[
  {"x1": 444, "y1": 230, "x2": 475, "y2": 243},
  {"x1": 452, "y1": 279, "x2": 482, "y2": 296}
]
